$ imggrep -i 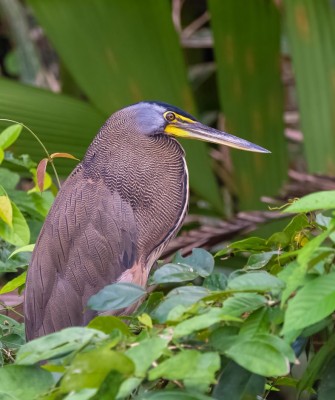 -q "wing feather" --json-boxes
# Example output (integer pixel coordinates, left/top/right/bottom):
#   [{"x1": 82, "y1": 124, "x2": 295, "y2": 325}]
[{"x1": 24, "y1": 169, "x2": 138, "y2": 340}]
